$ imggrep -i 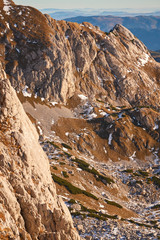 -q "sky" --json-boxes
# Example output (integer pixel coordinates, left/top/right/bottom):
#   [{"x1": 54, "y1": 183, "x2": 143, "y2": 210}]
[{"x1": 14, "y1": 0, "x2": 160, "y2": 11}]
